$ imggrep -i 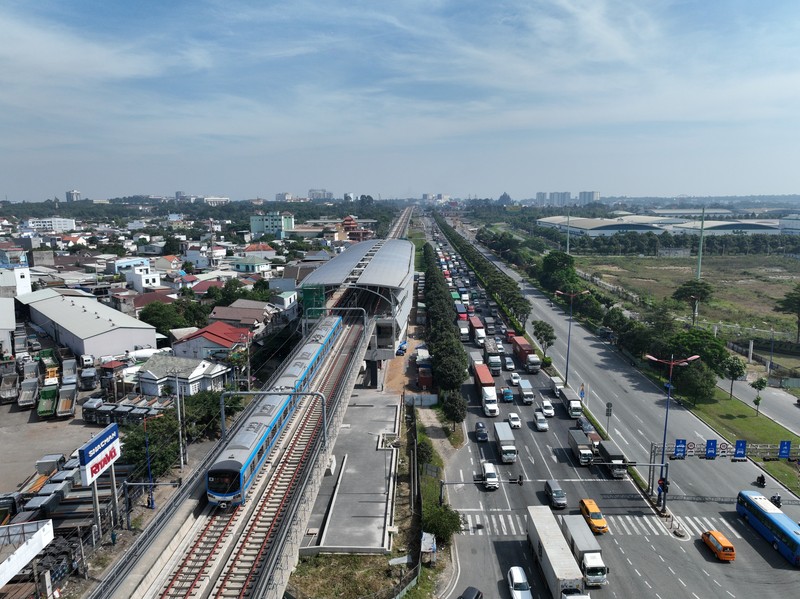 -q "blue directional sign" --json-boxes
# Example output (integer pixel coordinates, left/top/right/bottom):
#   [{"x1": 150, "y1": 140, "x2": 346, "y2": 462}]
[
  {"x1": 705, "y1": 439, "x2": 717, "y2": 459},
  {"x1": 779, "y1": 440, "x2": 792, "y2": 459},
  {"x1": 734, "y1": 440, "x2": 747, "y2": 459},
  {"x1": 674, "y1": 439, "x2": 687, "y2": 459}
]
